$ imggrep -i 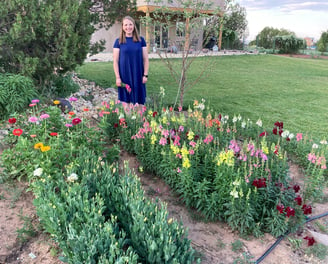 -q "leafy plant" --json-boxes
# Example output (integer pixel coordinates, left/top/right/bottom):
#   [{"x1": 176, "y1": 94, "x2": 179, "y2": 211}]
[
  {"x1": 16, "y1": 210, "x2": 38, "y2": 243},
  {"x1": 0, "y1": 74, "x2": 38, "y2": 118},
  {"x1": 231, "y1": 239, "x2": 244, "y2": 252}
]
